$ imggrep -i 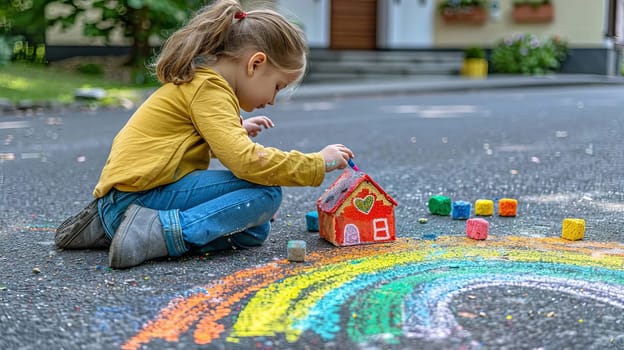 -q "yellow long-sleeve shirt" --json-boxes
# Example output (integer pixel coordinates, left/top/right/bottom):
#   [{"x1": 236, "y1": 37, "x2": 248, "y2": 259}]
[{"x1": 93, "y1": 67, "x2": 325, "y2": 198}]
